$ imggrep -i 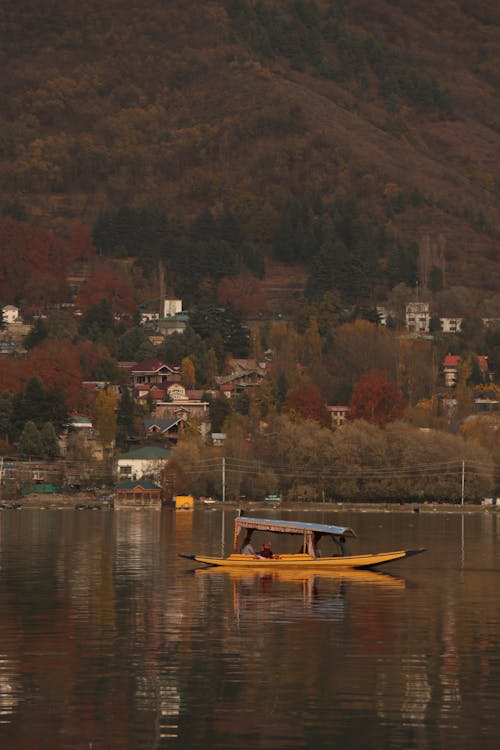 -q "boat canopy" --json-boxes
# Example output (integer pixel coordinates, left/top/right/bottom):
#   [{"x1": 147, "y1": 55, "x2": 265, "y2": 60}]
[{"x1": 234, "y1": 516, "x2": 356, "y2": 539}]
